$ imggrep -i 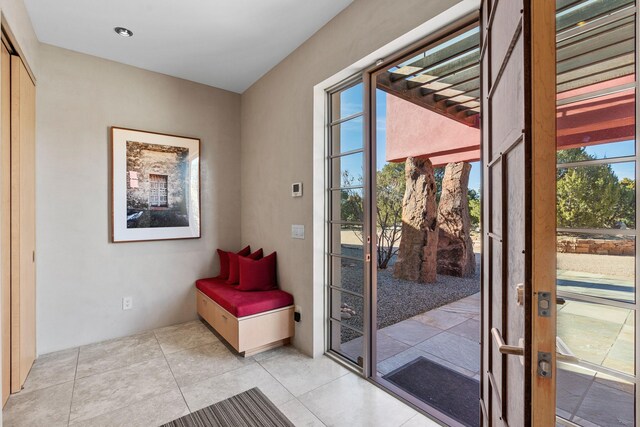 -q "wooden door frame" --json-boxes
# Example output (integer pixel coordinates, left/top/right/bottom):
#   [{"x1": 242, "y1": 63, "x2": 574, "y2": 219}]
[{"x1": 526, "y1": 0, "x2": 557, "y2": 425}]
